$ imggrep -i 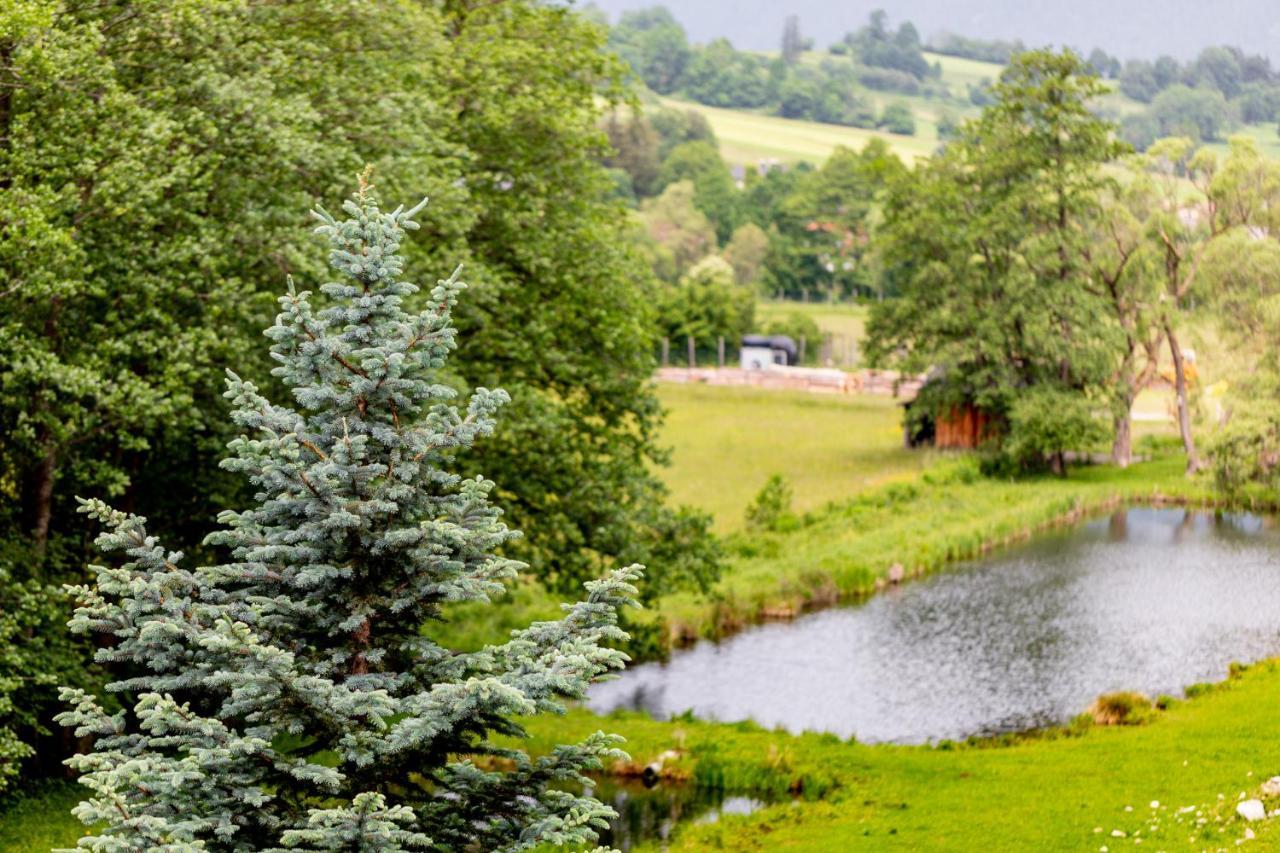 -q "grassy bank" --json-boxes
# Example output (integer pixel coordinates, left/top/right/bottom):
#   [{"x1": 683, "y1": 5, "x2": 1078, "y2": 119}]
[
  {"x1": 652, "y1": 453, "x2": 1224, "y2": 647},
  {"x1": 523, "y1": 659, "x2": 1280, "y2": 850}
]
